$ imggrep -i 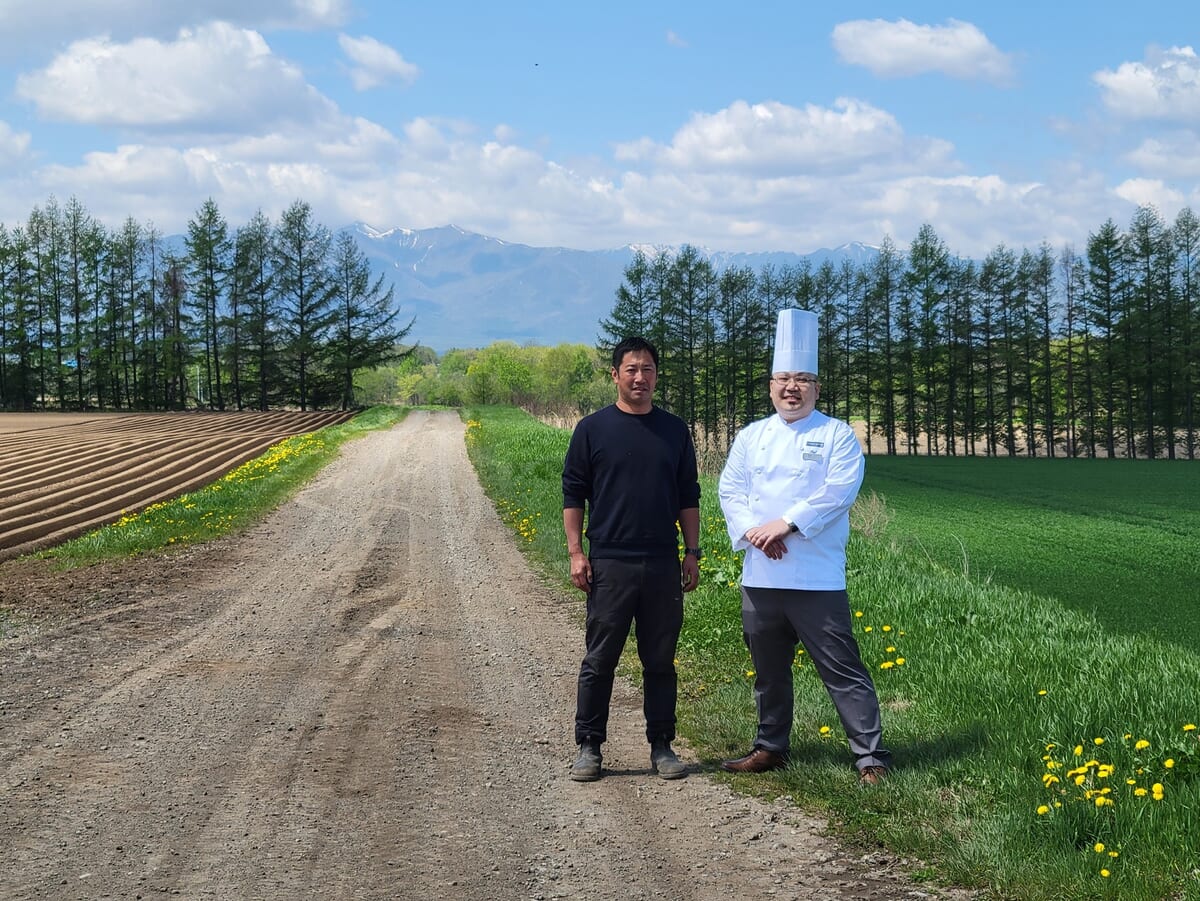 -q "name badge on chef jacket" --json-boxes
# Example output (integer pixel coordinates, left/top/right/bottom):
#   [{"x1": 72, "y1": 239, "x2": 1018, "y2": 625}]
[{"x1": 802, "y1": 440, "x2": 824, "y2": 463}]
